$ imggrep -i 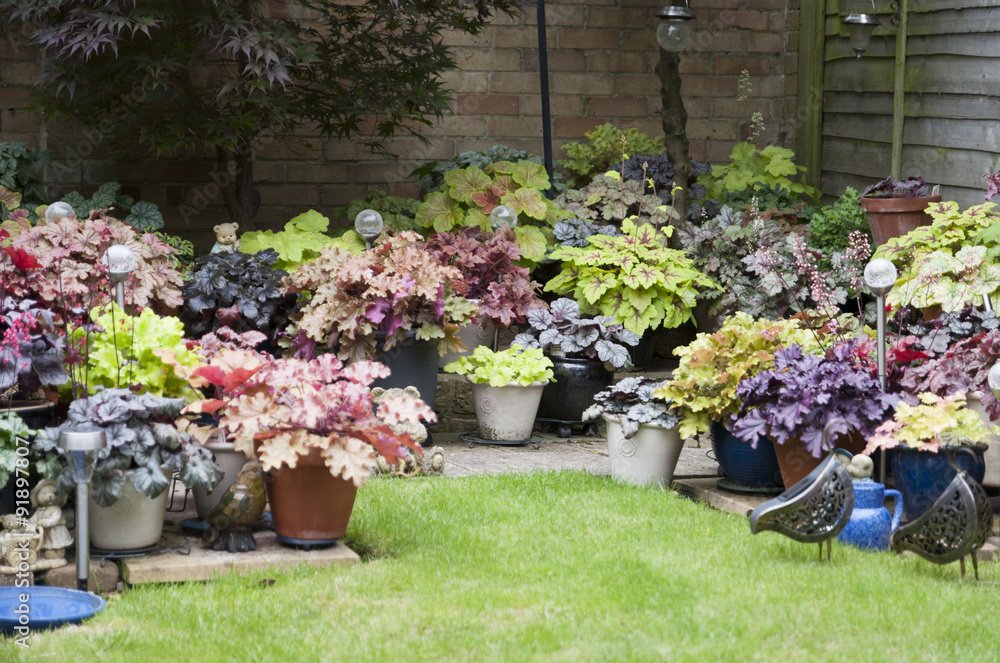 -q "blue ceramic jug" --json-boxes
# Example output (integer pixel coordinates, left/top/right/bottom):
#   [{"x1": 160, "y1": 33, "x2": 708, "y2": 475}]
[{"x1": 837, "y1": 480, "x2": 902, "y2": 551}]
